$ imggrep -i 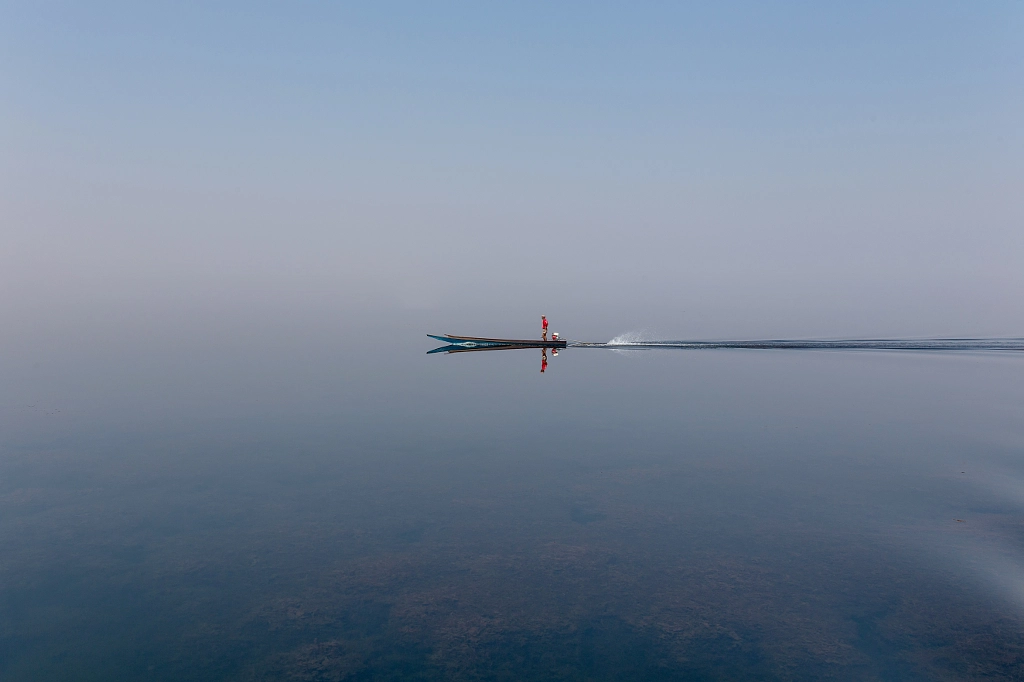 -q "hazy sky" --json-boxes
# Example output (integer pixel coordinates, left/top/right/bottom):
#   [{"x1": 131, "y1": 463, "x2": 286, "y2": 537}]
[{"x1": 3, "y1": 2, "x2": 1023, "y2": 341}]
